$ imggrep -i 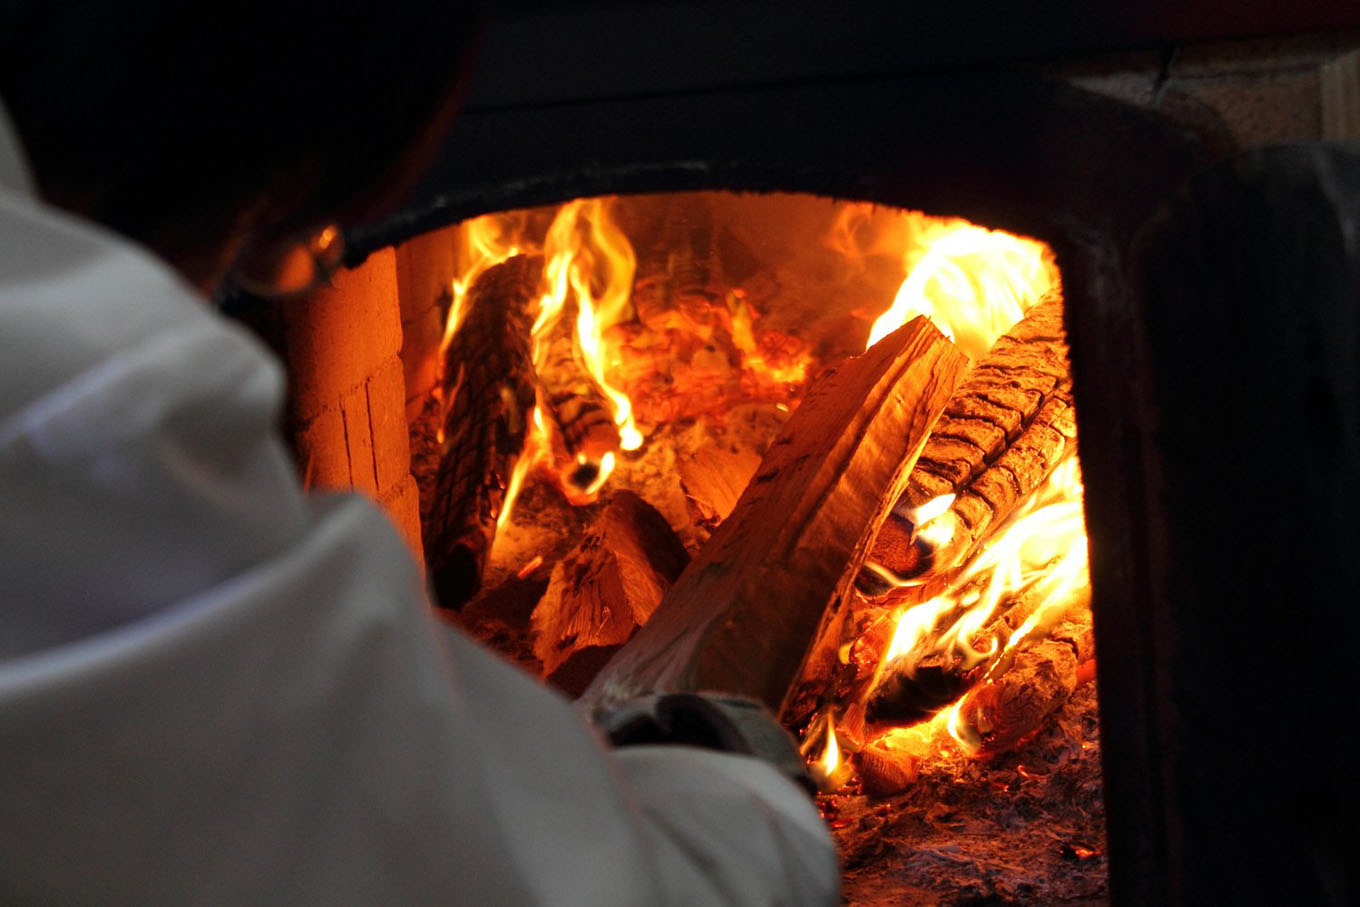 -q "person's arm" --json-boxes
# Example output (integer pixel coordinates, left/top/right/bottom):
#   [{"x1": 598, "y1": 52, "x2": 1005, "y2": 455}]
[{"x1": 0, "y1": 192, "x2": 839, "y2": 905}]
